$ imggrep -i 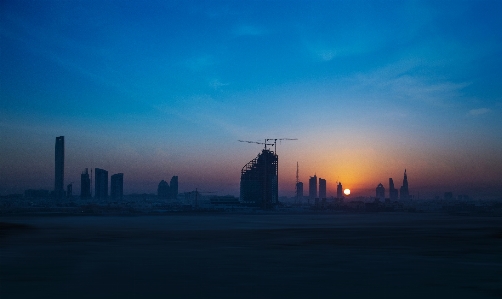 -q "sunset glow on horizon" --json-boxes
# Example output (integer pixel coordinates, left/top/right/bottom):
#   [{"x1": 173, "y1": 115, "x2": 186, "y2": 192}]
[{"x1": 1, "y1": 1, "x2": 501, "y2": 199}]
